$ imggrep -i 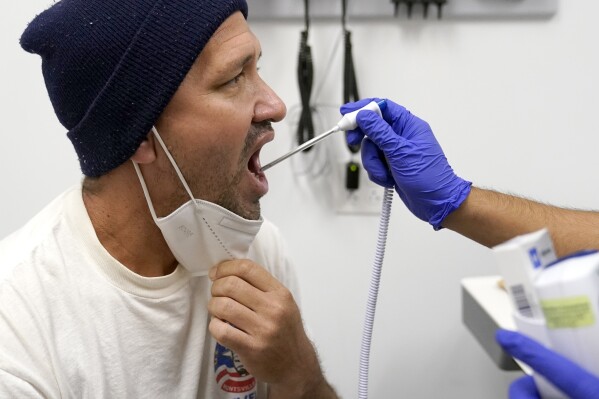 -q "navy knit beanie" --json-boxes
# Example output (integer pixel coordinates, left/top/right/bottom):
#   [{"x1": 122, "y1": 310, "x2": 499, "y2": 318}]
[{"x1": 20, "y1": 0, "x2": 248, "y2": 177}]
